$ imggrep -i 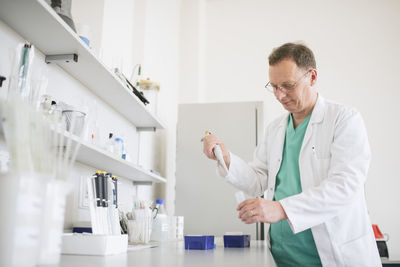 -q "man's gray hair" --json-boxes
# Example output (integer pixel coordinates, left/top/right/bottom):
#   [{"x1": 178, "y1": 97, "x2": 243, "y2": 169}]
[{"x1": 268, "y1": 42, "x2": 316, "y2": 69}]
